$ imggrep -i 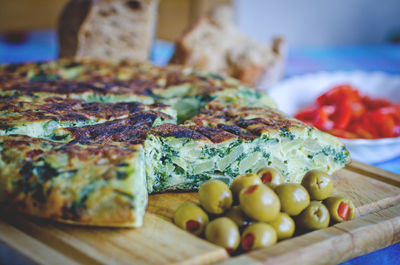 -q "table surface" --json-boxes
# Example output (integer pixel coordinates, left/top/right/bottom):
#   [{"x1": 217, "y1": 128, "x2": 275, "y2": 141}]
[{"x1": 0, "y1": 30, "x2": 399, "y2": 265}]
